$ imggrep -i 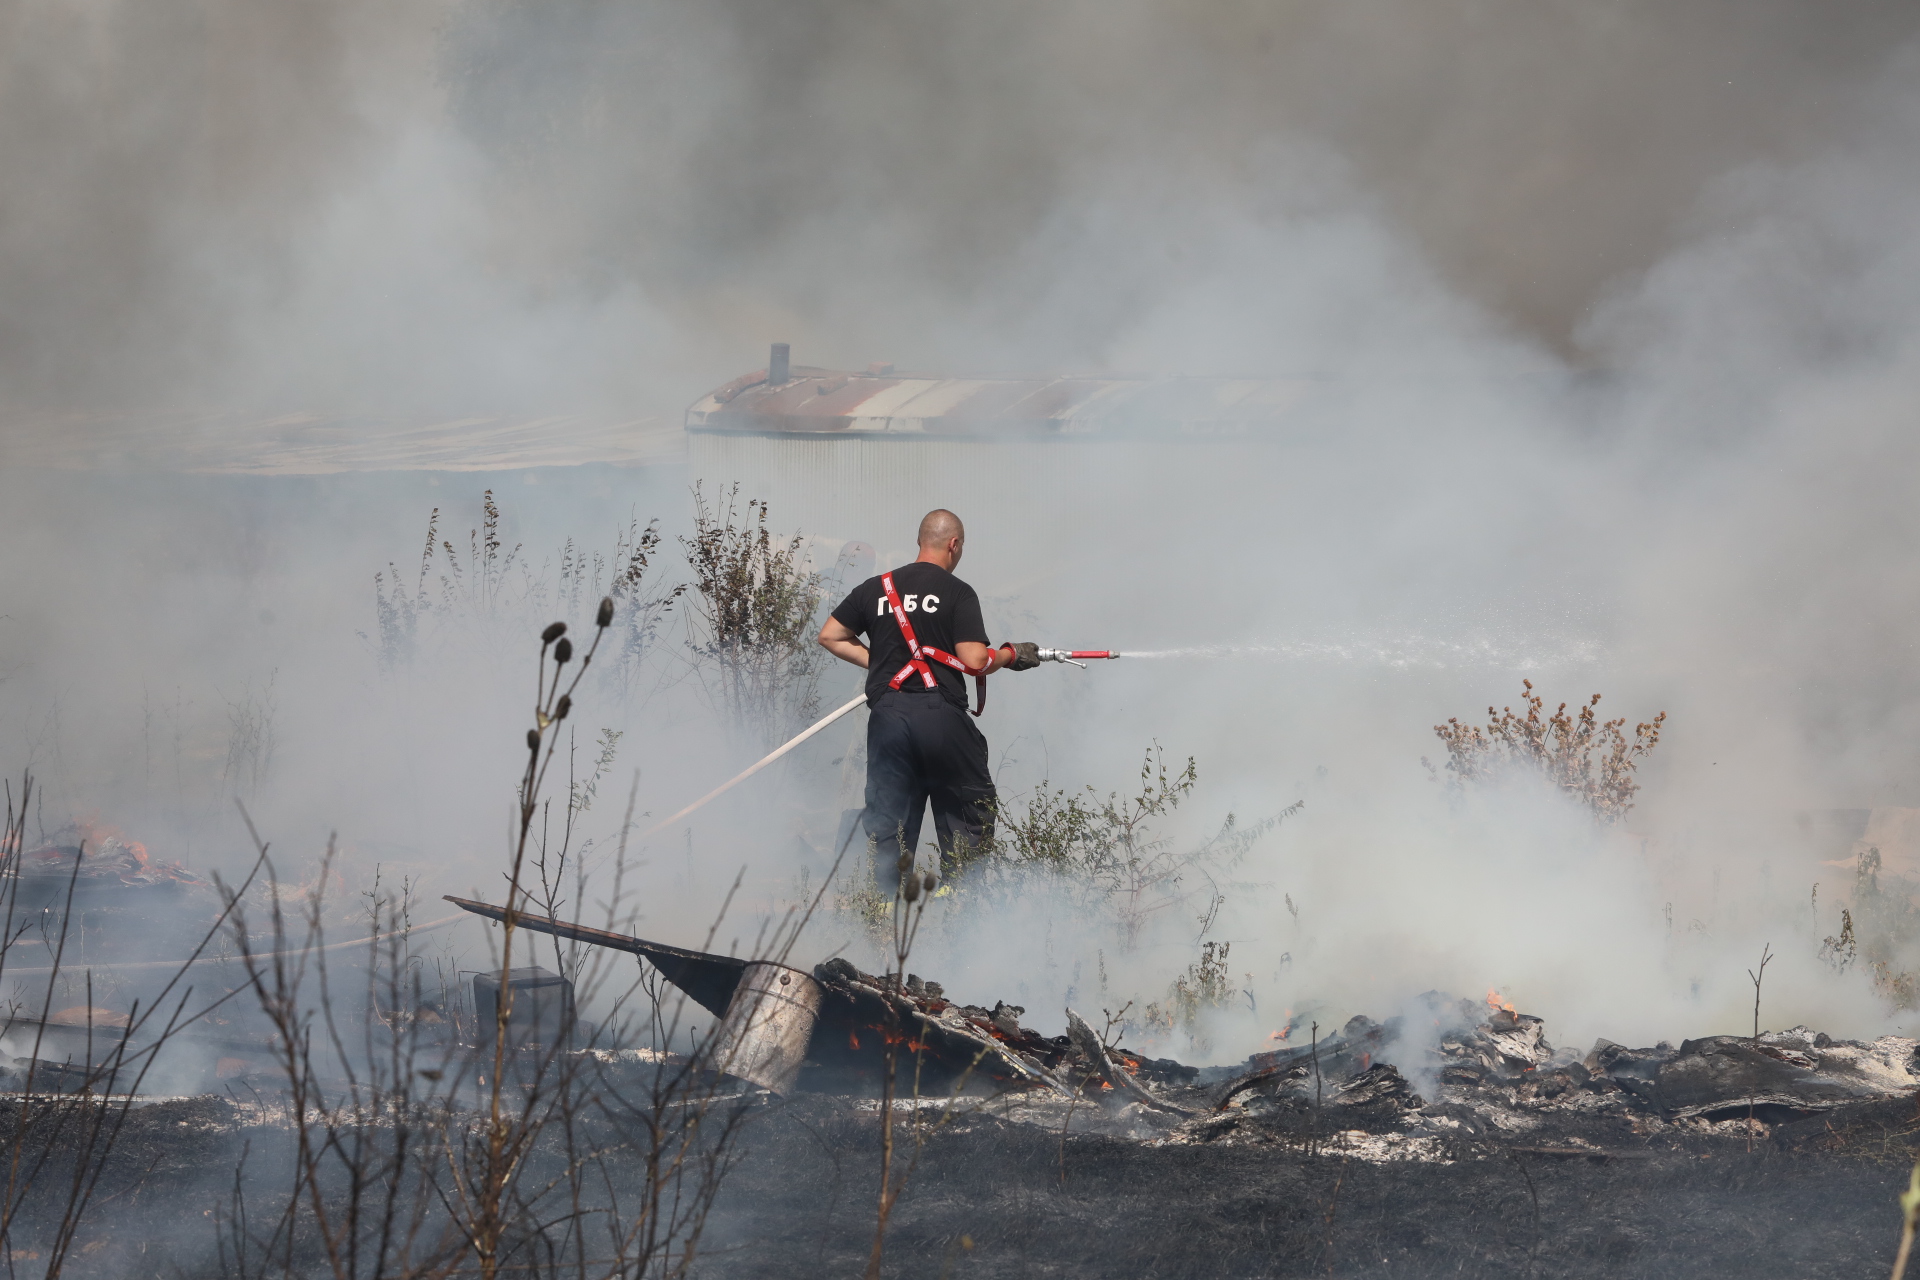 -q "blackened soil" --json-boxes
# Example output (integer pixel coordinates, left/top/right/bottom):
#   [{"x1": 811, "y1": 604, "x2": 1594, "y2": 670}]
[
  {"x1": 700, "y1": 1092, "x2": 1920, "y2": 1279},
  {"x1": 8, "y1": 1089, "x2": 1920, "y2": 1279},
  {"x1": 0, "y1": 1094, "x2": 264, "y2": 1279}
]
